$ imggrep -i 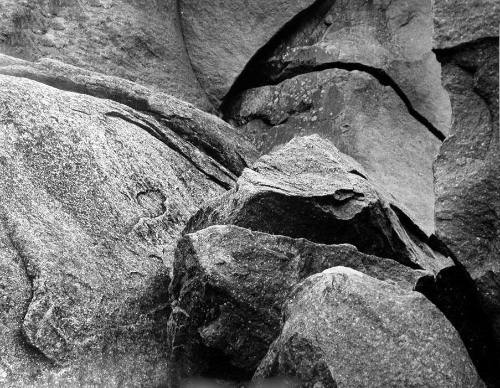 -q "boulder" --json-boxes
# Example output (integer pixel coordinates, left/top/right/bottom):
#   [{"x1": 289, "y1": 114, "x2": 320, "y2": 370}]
[
  {"x1": 0, "y1": 55, "x2": 258, "y2": 179},
  {"x1": 0, "y1": 73, "x2": 229, "y2": 386},
  {"x1": 434, "y1": 39, "x2": 500, "y2": 383},
  {"x1": 434, "y1": 0, "x2": 499, "y2": 48},
  {"x1": 255, "y1": 267, "x2": 485, "y2": 388},
  {"x1": 0, "y1": 0, "x2": 211, "y2": 109},
  {"x1": 185, "y1": 135, "x2": 453, "y2": 274},
  {"x1": 226, "y1": 0, "x2": 451, "y2": 136},
  {"x1": 179, "y1": 0, "x2": 318, "y2": 106},
  {"x1": 227, "y1": 68, "x2": 440, "y2": 233},
  {"x1": 167, "y1": 225, "x2": 430, "y2": 380}
]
